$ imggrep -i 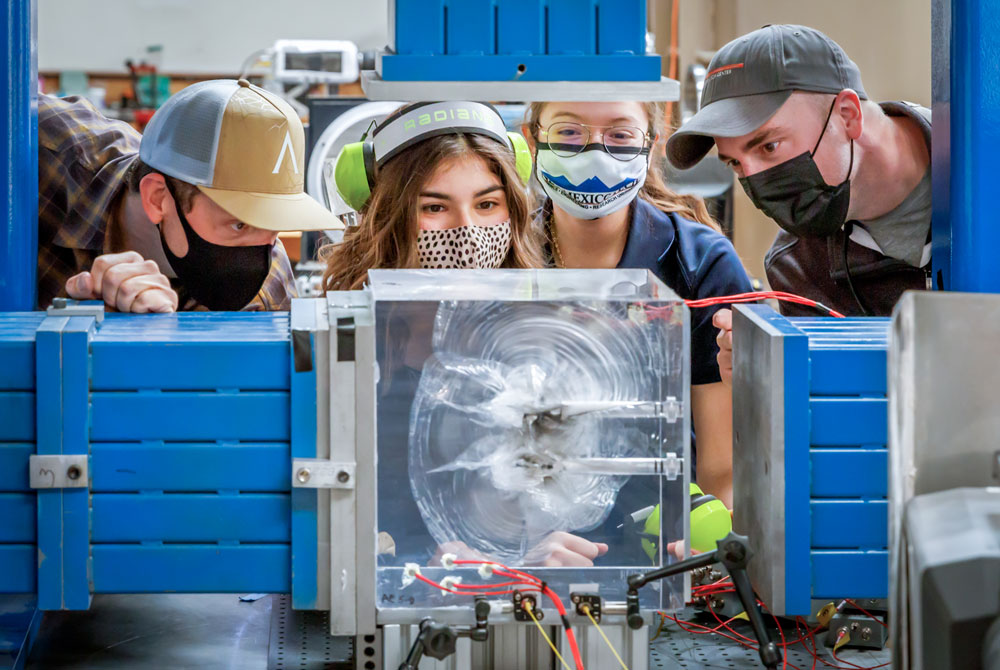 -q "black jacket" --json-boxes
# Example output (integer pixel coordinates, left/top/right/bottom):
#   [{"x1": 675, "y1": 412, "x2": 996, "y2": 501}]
[{"x1": 764, "y1": 101, "x2": 931, "y2": 316}]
